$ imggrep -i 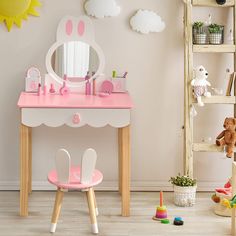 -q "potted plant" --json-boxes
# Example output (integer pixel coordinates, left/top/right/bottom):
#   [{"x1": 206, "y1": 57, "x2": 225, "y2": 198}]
[
  {"x1": 208, "y1": 23, "x2": 224, "y2": 44},
  {"x1": 169, "y1": 174, "x2": 197, "y2": 207},
  {"x1": 193, "y1": 21, "x2": 207, "y2": 44},
  {"x1": 216, "y1": 0, "x2": 226, "y2": 5}
]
